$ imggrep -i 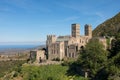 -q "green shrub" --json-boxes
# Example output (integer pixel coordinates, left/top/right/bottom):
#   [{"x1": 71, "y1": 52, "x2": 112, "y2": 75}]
[
  {"x1": 0, "y1": 60, "x2": 26, "y2": 78},
  {"x1": 21, "y1": 65, "x2": 69, "y2": 80},
  {"x1": 52, "y1": 57, "x2": 60, "y2": 61}
]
